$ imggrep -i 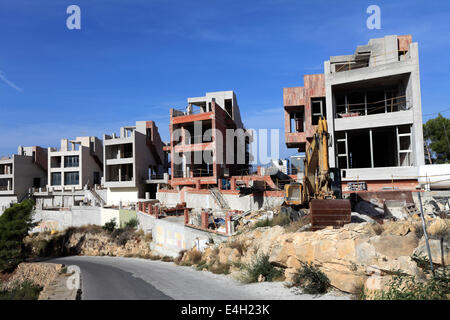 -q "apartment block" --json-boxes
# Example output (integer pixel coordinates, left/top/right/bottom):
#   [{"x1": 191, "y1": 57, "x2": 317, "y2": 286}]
[
  {"x1": 48, "y1": 137, "x2": 103, "y2": 191},
  {"x1": 0, "y1": 146, "x2": 47, "y2": 212},
  {"x1": 103, "y1": 121, "x2": 166, "y2": 205},
  {"x1": 284, "y1": 35, "x2": 425, "y2": 191},
  {"x1": 169, "y1": 91, "x2": 251, "y2": 189}
]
